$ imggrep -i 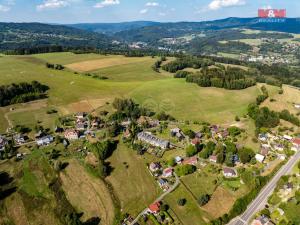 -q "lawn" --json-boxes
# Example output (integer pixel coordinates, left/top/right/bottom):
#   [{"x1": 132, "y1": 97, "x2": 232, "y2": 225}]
[
  {"x1": 106, "y1": 142, "x2": 161, "y2": 216},
  {"x1": 235, "y1": 39, "x2": 262, "y2": 46},
  {"x1": 130, "y1": 79, "x2": 260, "y2": 124},
  {"x1": 65, "y1": 55, "x2": 155, "y2": 72},
  {"x1": 92, "y1": 58, "x2": 169, "y2": 82},
  {"x1": 60, "y1": 159, "x2": 115, "y2": 225},
  {"x1": 33, "y1": 52, "x2": 108, "y2": 65},
  {"x1": 164, "y1": 184, "x2": 211, "y2": 225},
  {"x1": 262, "y1": 85, "x2": 300, "y2": 115}
]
